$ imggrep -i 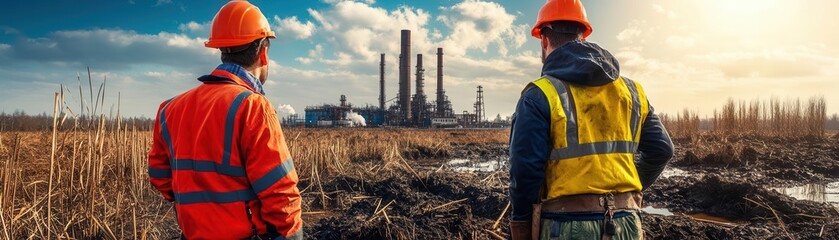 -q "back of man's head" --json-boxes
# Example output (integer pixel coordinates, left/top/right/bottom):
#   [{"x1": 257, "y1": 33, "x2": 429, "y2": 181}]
[
  {"x1": 541, "y1": 21, "x2": 585, "y2": 48},
  {"x1": 220, "y1": 38, "x2": 269, "y2": 67}
]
